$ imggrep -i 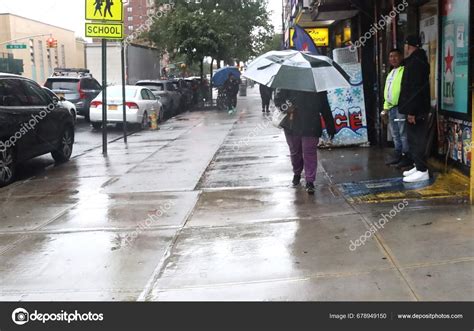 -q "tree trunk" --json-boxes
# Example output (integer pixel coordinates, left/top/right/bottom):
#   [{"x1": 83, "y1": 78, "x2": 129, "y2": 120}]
[
  {"x1": 210, "y1": 58, "x2": 214, "y2": 103},
  {"x1": 200, "y1": 59, "x2": 204, "y2": 81}
]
